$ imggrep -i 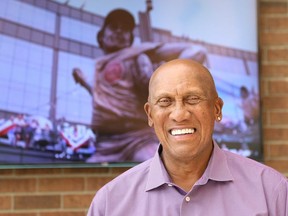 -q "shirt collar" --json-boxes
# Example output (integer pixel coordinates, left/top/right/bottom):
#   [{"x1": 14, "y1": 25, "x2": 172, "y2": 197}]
[
  {"x1": 145, "y1": 141, "x2": 234, "y2": 191},
  {"x1": 146, "y1": 145, "x2": 171, "y2": 191},
  {"x1": 198, "y1": 140, "x2": 234, "y2": 184}
]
